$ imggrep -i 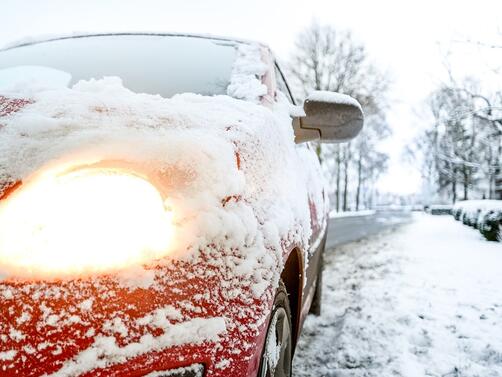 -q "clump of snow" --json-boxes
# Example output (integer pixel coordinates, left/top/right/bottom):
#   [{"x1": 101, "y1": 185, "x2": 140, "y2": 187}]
[
  {"x1": 136, "y1": 306, "x2": 183, "y2": 327},
  {"x1": 143, "y1": 363, "x2": 204, "y2": 377},
  {"x1": 77, "y1": 298, "x2": 93, "y2": 312},
  {"x1": 103, "y1": 317, "x2": 129, "y2": 338},
  {"x1": 1, "y1": 288, "x2": 13, "y2": 299},
  {"x1": 307, "y1": 91, "x2": 362, "y2": 111},
  {"x1": 0, "y1": 350, "x2": 16, "y2": 361},
  {"x1": 116, "y1": 266, "x2": 156, "y2": 290},
  {"x1": 226, "y1": 43, "x2": 268, "y2": 103},
  {"x1": 47, "y1": 317, "x2": 226, "y2": 377},
  {"x1": 264, "y1": 313, "x2": 281, "y2": 373},
  {"x1": 294, "y1": 214, "x2": 502, "y2": 376},
  {"x1": 214, "y1": 358, "x2": 230, "y2": 370},
  {"x1": 0, "y1": 66, "x2": 72, "y2": 94}
]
